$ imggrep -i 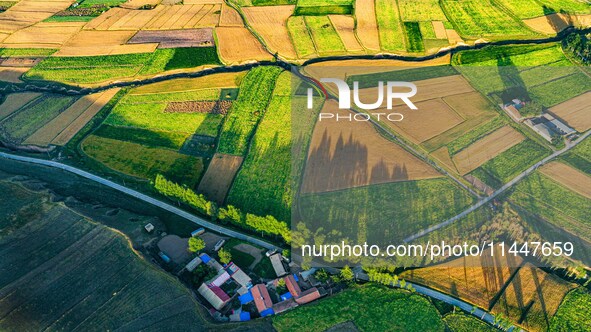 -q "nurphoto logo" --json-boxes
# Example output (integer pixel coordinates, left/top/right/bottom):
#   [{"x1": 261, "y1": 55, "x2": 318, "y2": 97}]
[{"x1": 308, "y1": 78, "x2": 418, "y2": 122}]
